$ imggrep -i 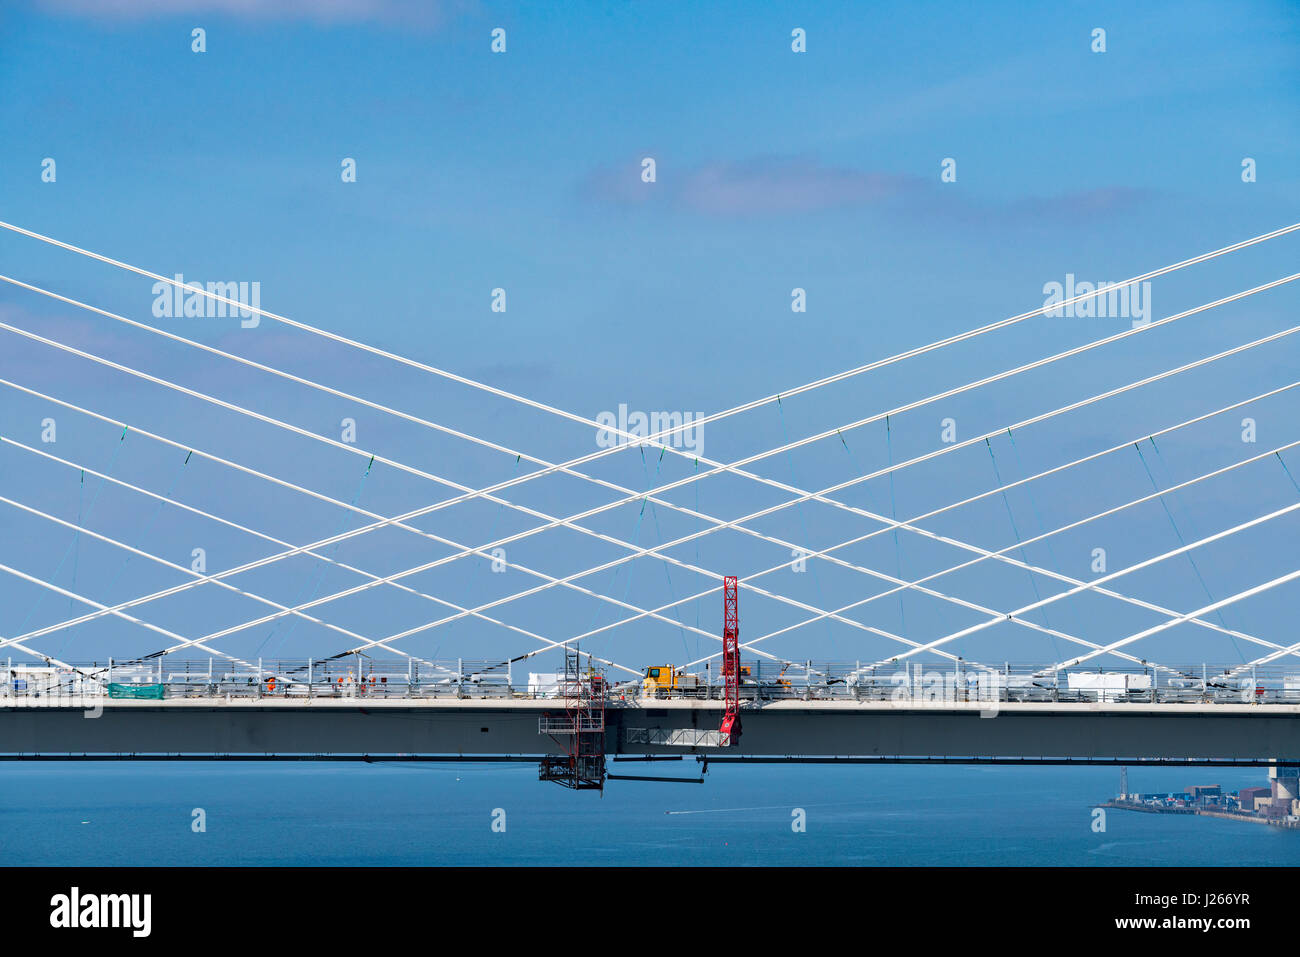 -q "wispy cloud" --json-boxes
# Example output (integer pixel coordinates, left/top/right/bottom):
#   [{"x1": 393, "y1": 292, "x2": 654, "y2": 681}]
[
  {"x1": 583, "y1": 154, "x2": 1156, "y2": 225},
  {"x1": 679, "y1": 159, "x2": 918, "y2": 216},
  {"x1": 584, "y1": 155, "x2": 925, "y2": 217},
  {"x1": 35, "y1": 0, "x2": 470, "y2": 27},
  {"x1": 1000, "y1": 186, "x2": 1155, "y2": 222}
]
